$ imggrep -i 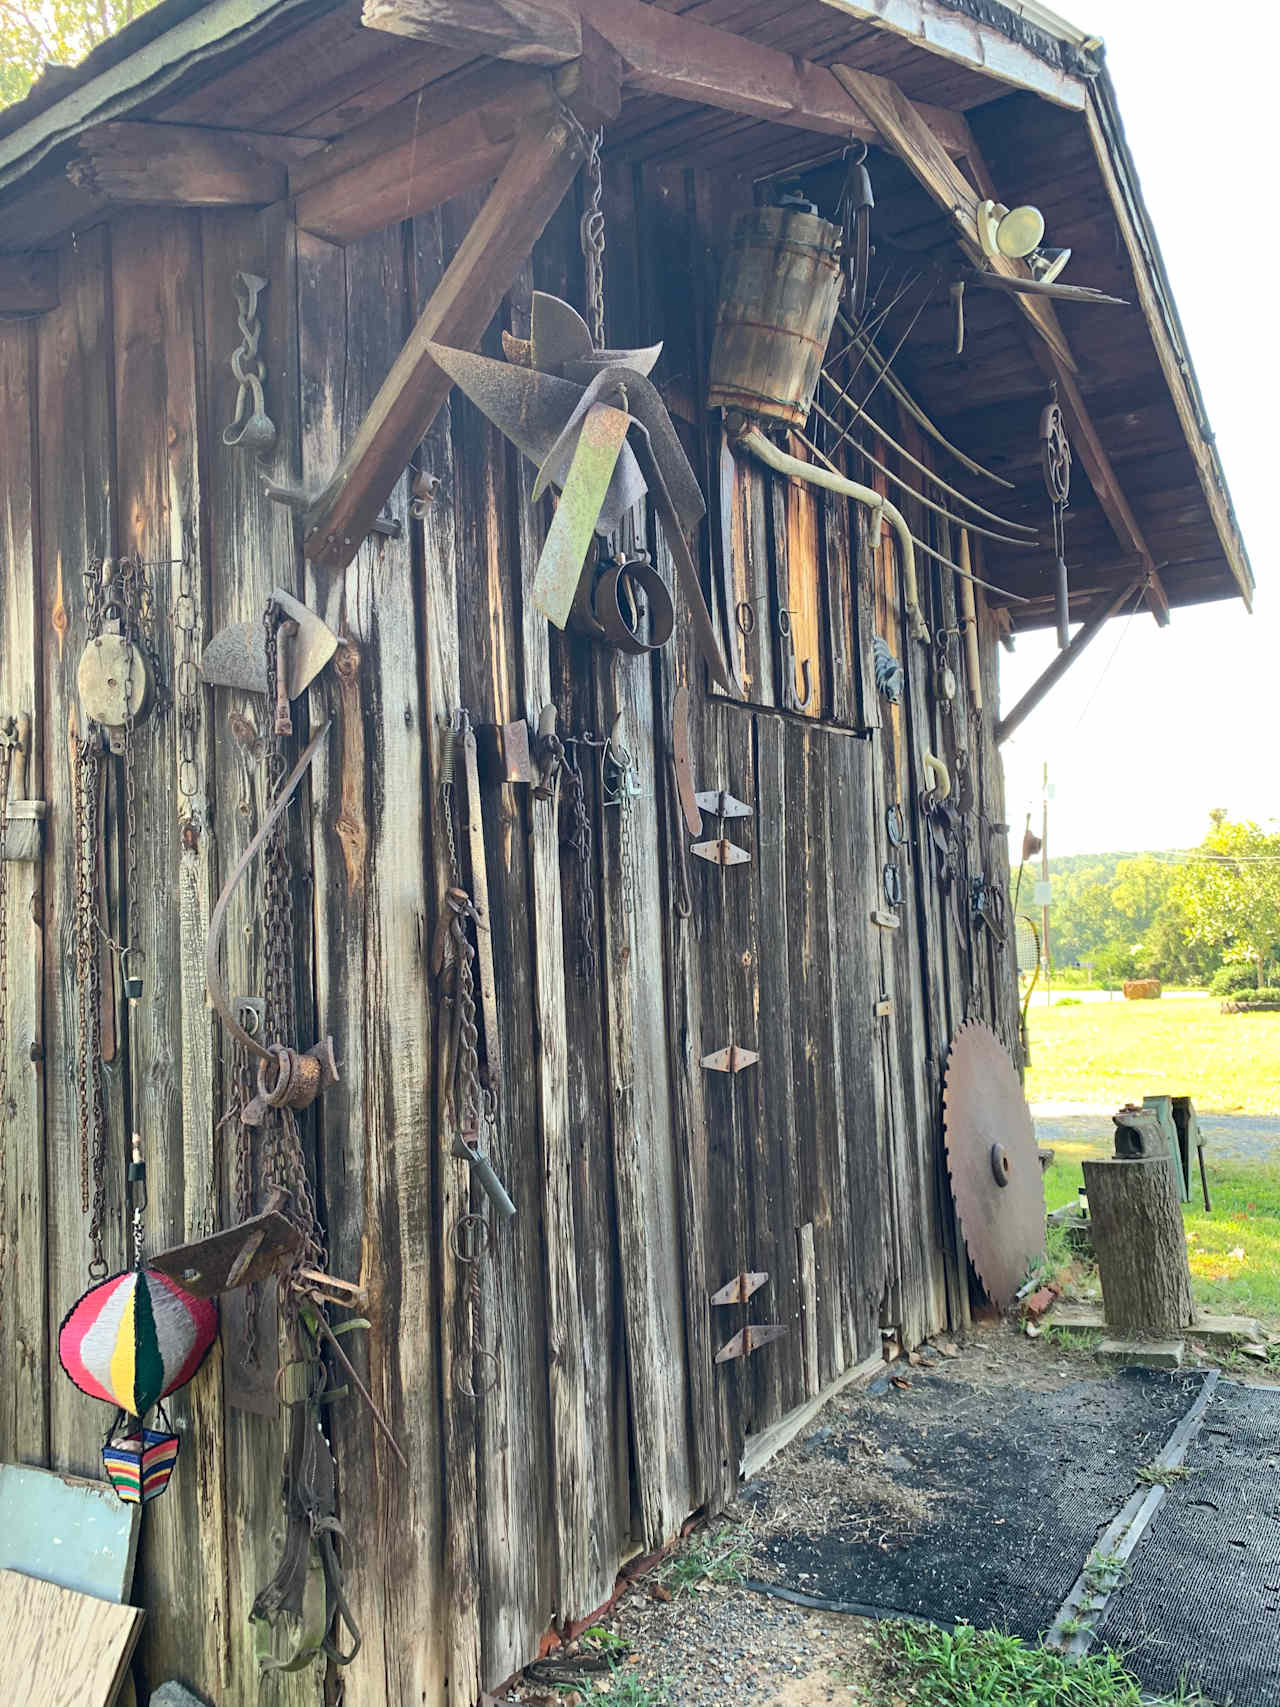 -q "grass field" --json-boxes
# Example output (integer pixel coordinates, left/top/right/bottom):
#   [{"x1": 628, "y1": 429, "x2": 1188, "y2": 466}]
[
  {"x1": 1027, "y1": 993, "x2": 1280, "y2": 1326},
  {"x1": 1023, "y1": 994, "x2": 1280, "y2": 1113}
]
